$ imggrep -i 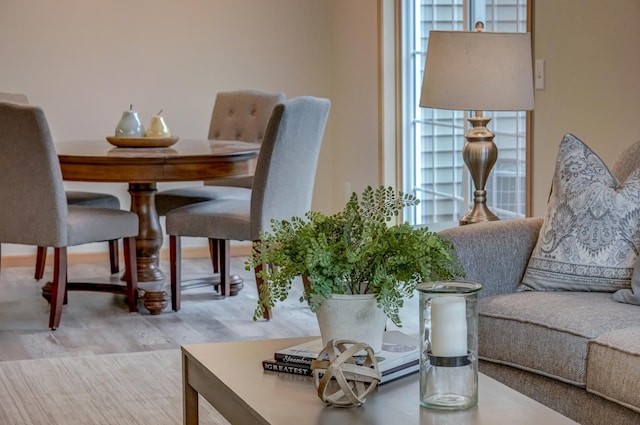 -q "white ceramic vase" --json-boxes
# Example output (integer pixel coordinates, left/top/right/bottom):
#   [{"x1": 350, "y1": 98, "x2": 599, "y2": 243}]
[{"x1": 315, "y1": 294, "x2": 387, "y2": 353}]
